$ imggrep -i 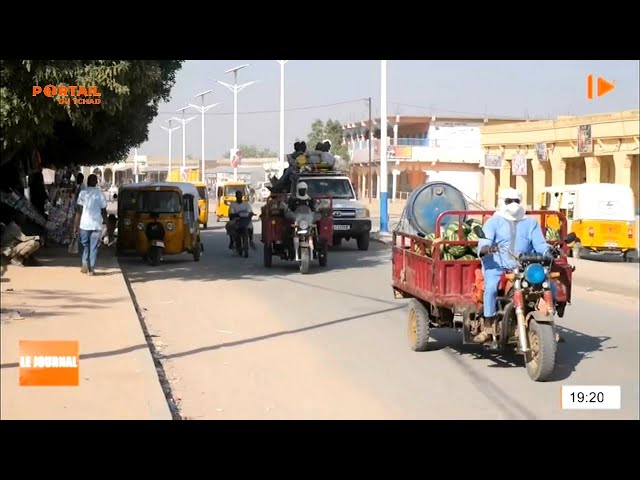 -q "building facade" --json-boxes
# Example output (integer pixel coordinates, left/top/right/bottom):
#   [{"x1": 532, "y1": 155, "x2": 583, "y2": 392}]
[
  {"x1": 344, "y1": 115, "x2": 525, "y2": 204},
  {"x1": 480, "y1": 110, "x2": 640, "y2": 210}
]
